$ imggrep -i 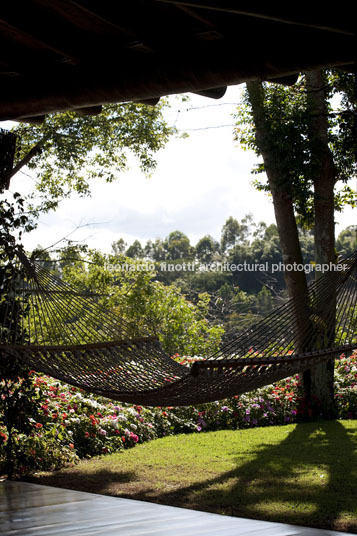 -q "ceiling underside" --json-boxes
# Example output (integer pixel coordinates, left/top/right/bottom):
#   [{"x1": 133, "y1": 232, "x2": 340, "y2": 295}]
[{"x1": 0, "y1": 0, "x2": 355, "y2": 121}]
